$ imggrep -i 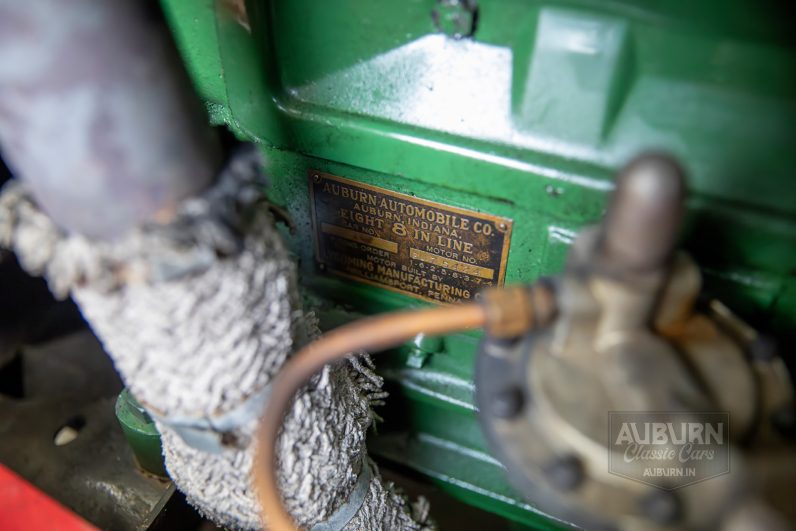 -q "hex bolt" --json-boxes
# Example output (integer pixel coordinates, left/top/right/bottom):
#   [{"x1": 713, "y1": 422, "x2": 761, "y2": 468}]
[
  {"x1": 432, "y1": 0, "x2": 478, "y2": 39},
  {"x1": 490, "y1": 386, "x2": 524, "y2": 419},
  {"x1": 749, "y1": 335, "x2": 777, "y2": 362},
  {"x1": 543, "y1": 455, "x2": 584, "y2": 491},
  {"x1": 640, "y1": 490, "x2": 681, "y2": 525},
  {"x1": 413, "y1": 333, "x2": 445, "y2": 354},
  {"x1": 406, "y1": 333, "x2": 445, "y2": 369},
  {"x1": 406, "y1": 349, "x2": 430, "y2": 369}
]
